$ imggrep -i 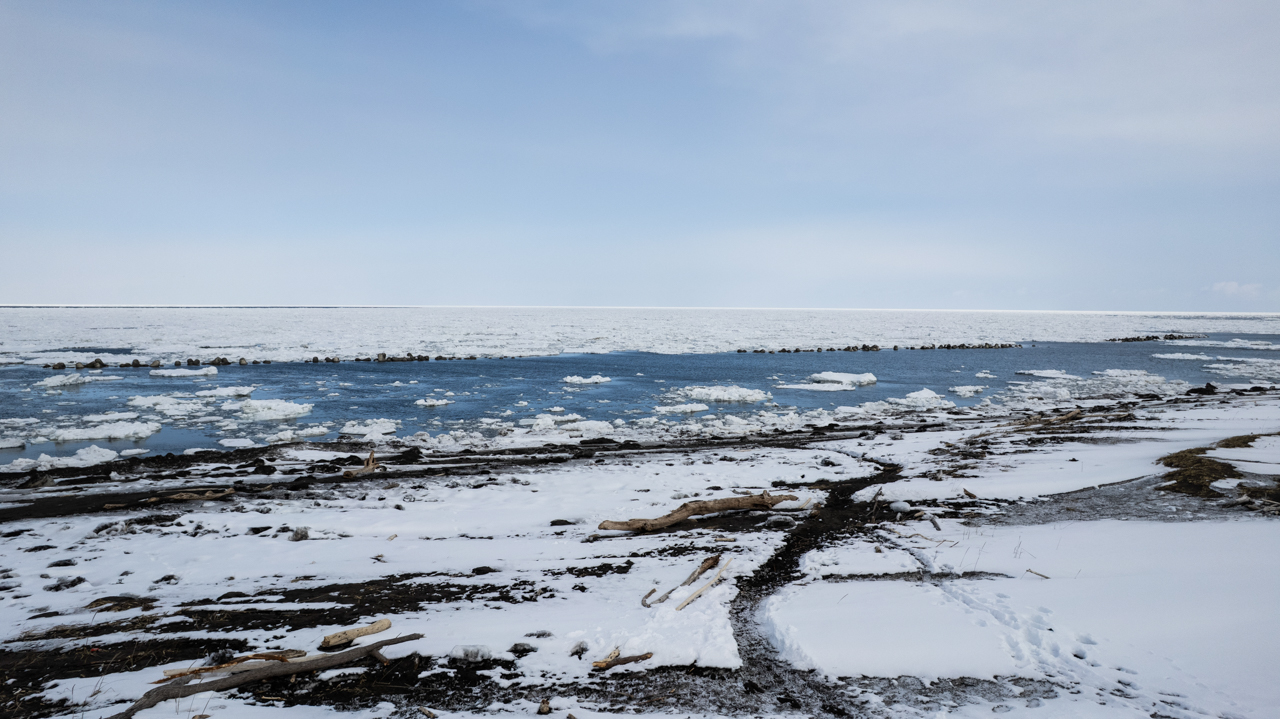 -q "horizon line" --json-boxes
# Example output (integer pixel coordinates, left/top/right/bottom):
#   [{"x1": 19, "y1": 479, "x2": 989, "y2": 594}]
[{"x1": 0, "y1": 305, "x2": 1278, "y2": 316}]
